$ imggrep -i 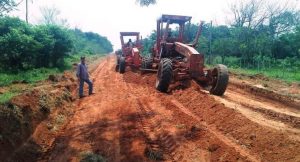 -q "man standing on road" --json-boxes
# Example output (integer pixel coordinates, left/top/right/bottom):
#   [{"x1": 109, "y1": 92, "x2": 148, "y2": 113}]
[{"x1": 76, "y1": 57, "x2": 93, "y2": 98}]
